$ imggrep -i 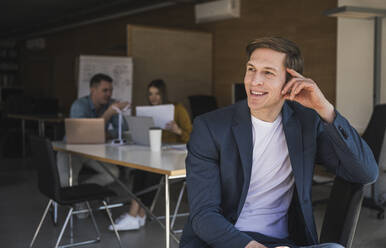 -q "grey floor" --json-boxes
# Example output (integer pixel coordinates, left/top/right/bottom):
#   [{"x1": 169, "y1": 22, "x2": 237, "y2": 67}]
[{"x1": 1, "y1": 157, "x2": 386, "y2": 248}]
